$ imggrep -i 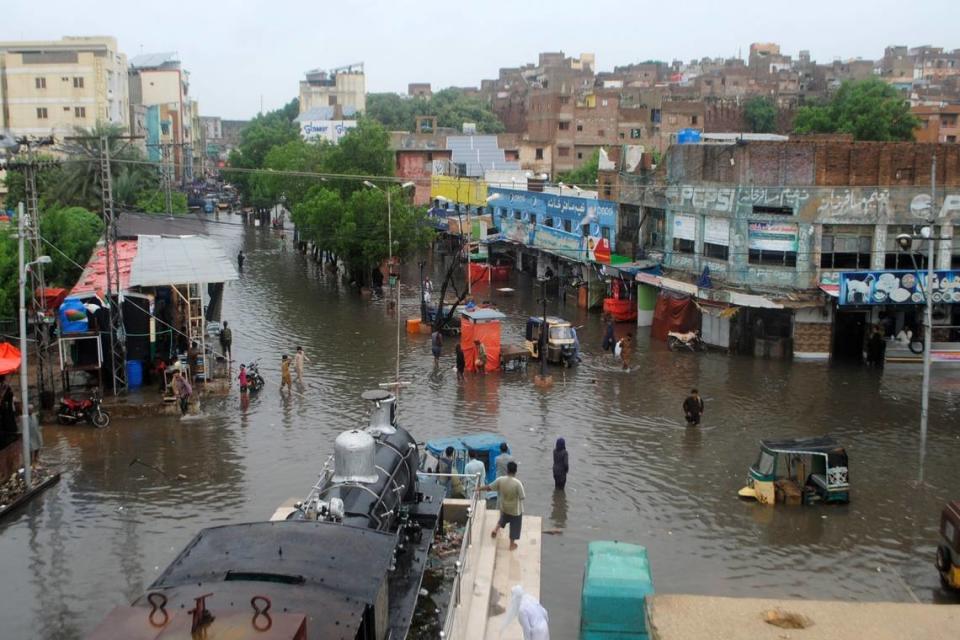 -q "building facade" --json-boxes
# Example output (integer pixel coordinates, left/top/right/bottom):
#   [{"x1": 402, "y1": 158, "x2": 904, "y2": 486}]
[
  {"x1": 618, "y1": 140, "x2": 960, "y2": 360},
  {"x1": 0, "y1": 36, "x2": 129, "y2": 138},
  {"x1": 299, "y1": 64, "x2": 365, "y2": 115},
  {"x1": 913, "y1": 104, "x2": 960, "y2": 144}
]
